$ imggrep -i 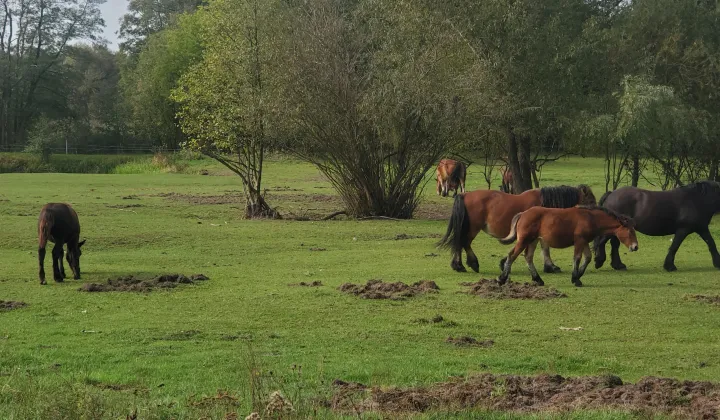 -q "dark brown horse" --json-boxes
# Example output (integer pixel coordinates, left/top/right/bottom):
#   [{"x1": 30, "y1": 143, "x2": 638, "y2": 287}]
[
  {"x1": 436, "y1": 159, "x2": 467, "y2": 197},
  {"x1": 499, "y1": 206, "x2": 638, "y2": 286},
  {"x1": 594, "y1": 181, "x2": 720, "y2": 272},
  {"x1": 438, "y1": 185, "x2": 596, "y2": 274},
  {"x1": 38, "y1": 203, "x2": 85, "y2": 285}
]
